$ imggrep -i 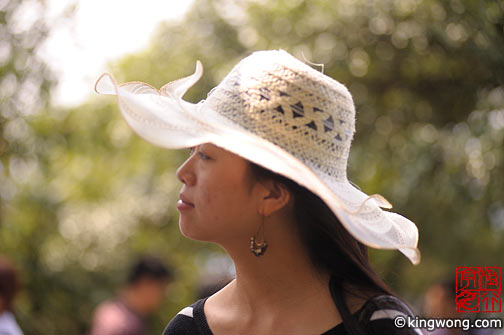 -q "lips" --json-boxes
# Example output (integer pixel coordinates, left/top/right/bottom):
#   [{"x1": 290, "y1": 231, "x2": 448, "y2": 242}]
[{"x1": 178, "y1": 193, "x2": 195, "y2": 210}]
